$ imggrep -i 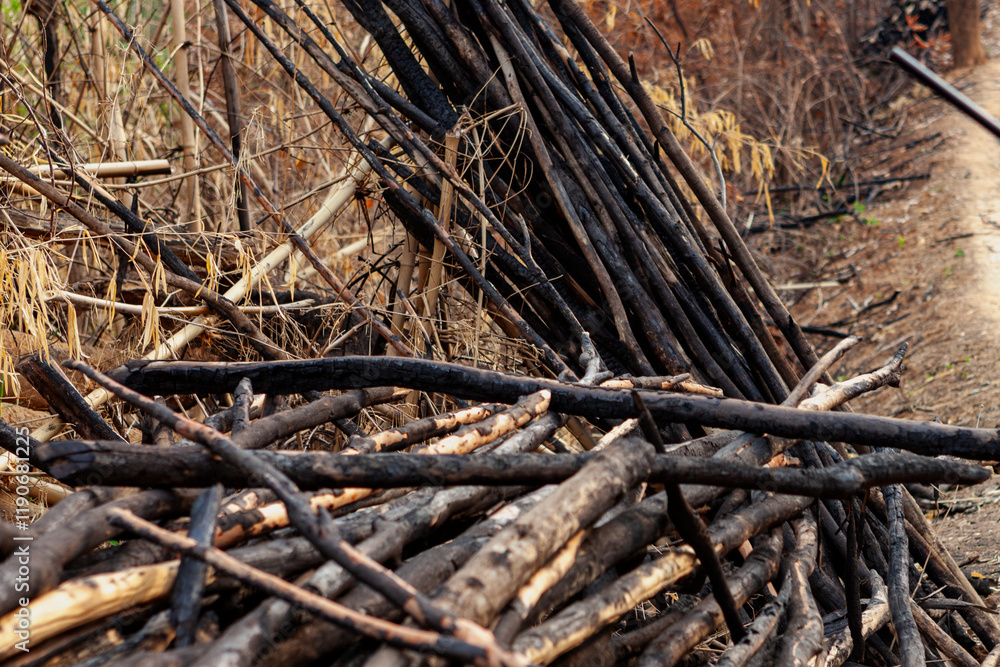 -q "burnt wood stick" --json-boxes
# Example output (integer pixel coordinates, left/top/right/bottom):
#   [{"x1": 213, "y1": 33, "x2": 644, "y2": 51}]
[
  {"x1": 773, "y1": 514, "x2": 823, "y2": 667},
  {"x1": 167, "y1": 386, "x2": 394, "y2": 453},
  {"x1": 377, "y1": 0, "x2": 480, "y2": 97},
  {"x1": 348, "y1": 403, "x2": 505, "y2": 454},
  {"x1": 171, "y1": 484, "x2": 223, "y2": 647},
  {"x1": 817, "y1": 492, "x2": 884, "y2": 661},
  {"x1": 610, "y1": 608, "x2": 690, "y2": 666},
  {"x1": 861, "y1": 510, "x2": 891, "y2": 581},
  {"x1": 705, "y1": 333, "x2": 865, "y2": 491},
  {"x1": 107, "y1": 356, "x2": 1000, "y2": 459},
  {"x1": 211, "y1": 0, "x2": 250, "y2": 232},
  {"x1": 336, "y1": 0, "x2": 457, "y2": 127},
  {"x1": 293, "y1": 20, "x2": 440, "y2": 137},
  {"x1": 826, "y1": 571, "x2": 892, "y2": 667},
  {"x1": 230, "y1": 377, "x2": 253, "y2": 436},
  {"x1": 164, "y1": 482, "x2": 410, "y2": 580},
  {"x1": 142, "y1": 398, "x2": 175, "y2": 446},
  {"x1": 664, "y1": 480, "x2": 748, "y2": 636},
  {"x1": 889, "y1": 47, "x2": 1000, "y2": 141},
  {"x1": 15, "y1": 353, "x2": 124, "y2": 442},
  {"x1": 550, "y1": 122, "x2": 712, "y2": 381},
  {"x1": 207, "y1": 484, "x2": 455, "y2": 580},
  {"x1": 33, "y1": 441, "x2": 987, "y2": 495},
  {"x1": 486, "y1": 30, "x2": 662, "y2": 376},
  {"x1": 633, "y1": 392, "x2": 746, "y2": 642},
  {"x1": 799, "y1": 343, "x2": 906, "y2": 412},
  {"x1": 810, "y1": 557, "x2": 848, "y2": 613},
  {"x1": 169, "y1": 397, "x2": 264, "y2": 448},
  {"x1": 212, "y1": 486, "x2": 399, "y2": 550},
  {"x1": 714, "y1": 598, "x2": 782, "y2": 667},
  {"x1": 90, "y1": 644, "x2": 203, "y2": 667},
  {"x1": 232, "y1": 387, "x2": 400, "y2": 450},
  {"x1": 521, "y1": 627, "x2": 617, "y2": 667},
  {"x1": 21, "y1": 486, "x2": 118, "y2": 538},
  {"x1": 413, "y1": 391, "x2": 551, "y2": 456},
  {"x1": 846, "y1": 502, "x2": 865, "y2": 660},
  {"x1": 333, "y1": 417, "x2": 365, "y2": 438},
  {"x1": 987, "y1": 645, "x2": 1000, "y2": 667},
  {"x1": 884, "y1": 481, "x2": 925, "y2": 667}
]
